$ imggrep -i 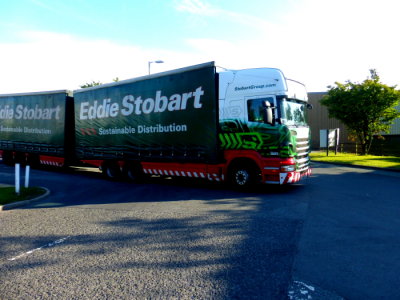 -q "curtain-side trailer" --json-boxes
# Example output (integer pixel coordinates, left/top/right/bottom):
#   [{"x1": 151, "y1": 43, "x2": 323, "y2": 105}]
[{"x1": 0, "y1": 90, "x2": 75, "y2": 167}]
